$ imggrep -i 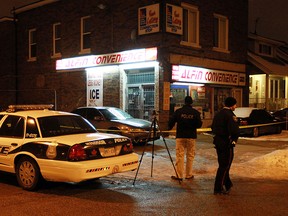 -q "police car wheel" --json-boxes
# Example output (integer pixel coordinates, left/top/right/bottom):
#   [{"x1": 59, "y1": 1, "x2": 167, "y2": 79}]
[{"x1": 16, "y1": 156, "x2": 41, "y2": 191}]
